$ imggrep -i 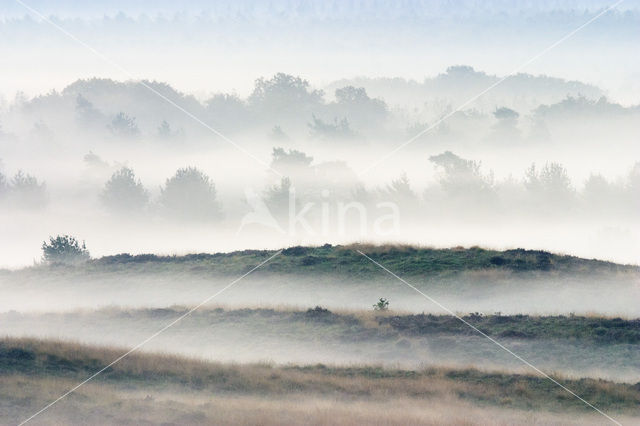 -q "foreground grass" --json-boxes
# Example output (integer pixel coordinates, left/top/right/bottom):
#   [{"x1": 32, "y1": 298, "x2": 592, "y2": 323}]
[{"x1": 1, "y1": 337, "x2": 638, "y2": 421}]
